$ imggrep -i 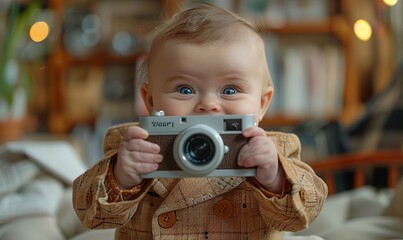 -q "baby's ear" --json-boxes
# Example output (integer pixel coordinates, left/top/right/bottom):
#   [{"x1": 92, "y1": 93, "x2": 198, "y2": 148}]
[
  {"x1": 140, "y1": 82, "x2": 154, "y2": 115},
  {"x1": 259, "y1": 86, "x2": 273, "y2": 122}
]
